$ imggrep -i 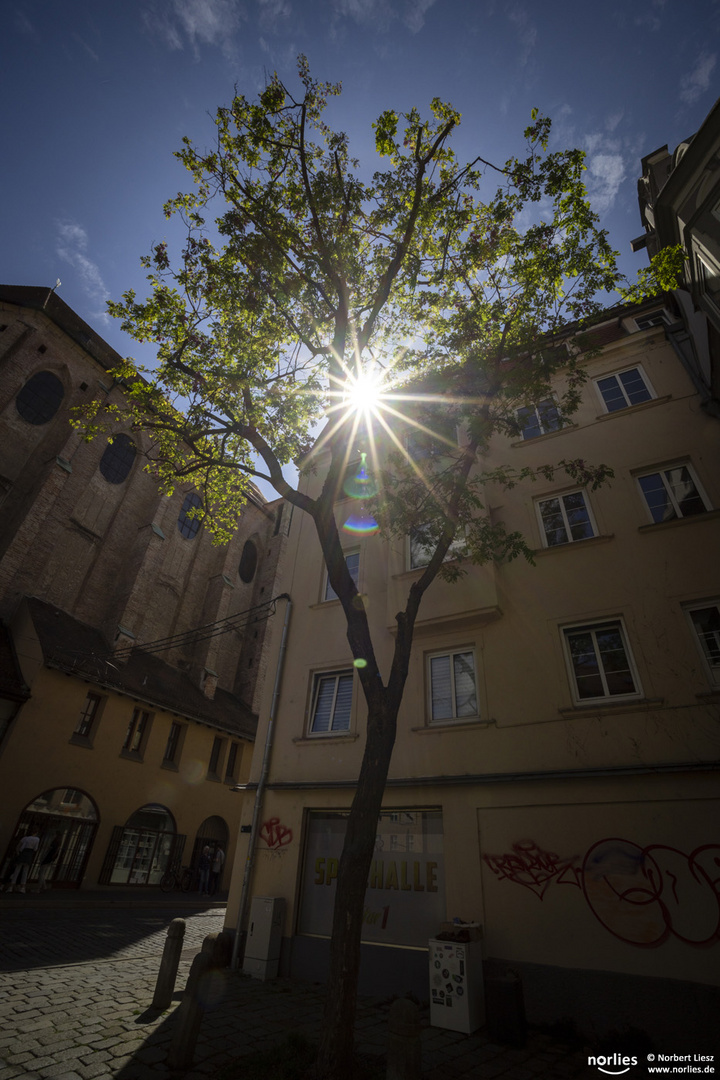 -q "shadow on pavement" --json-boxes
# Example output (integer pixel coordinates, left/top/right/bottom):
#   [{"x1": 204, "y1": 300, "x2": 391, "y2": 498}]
[{"x1": 0, "y1": 892, "x2": 225, "y2": 971}]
